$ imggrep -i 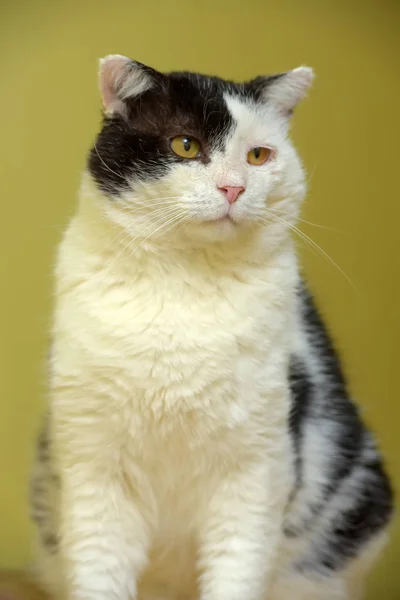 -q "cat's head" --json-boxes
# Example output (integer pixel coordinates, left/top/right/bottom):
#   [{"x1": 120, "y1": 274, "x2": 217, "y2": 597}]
[{"x1": 88, "y1": 55, "x2": 314, "y2": 248}]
